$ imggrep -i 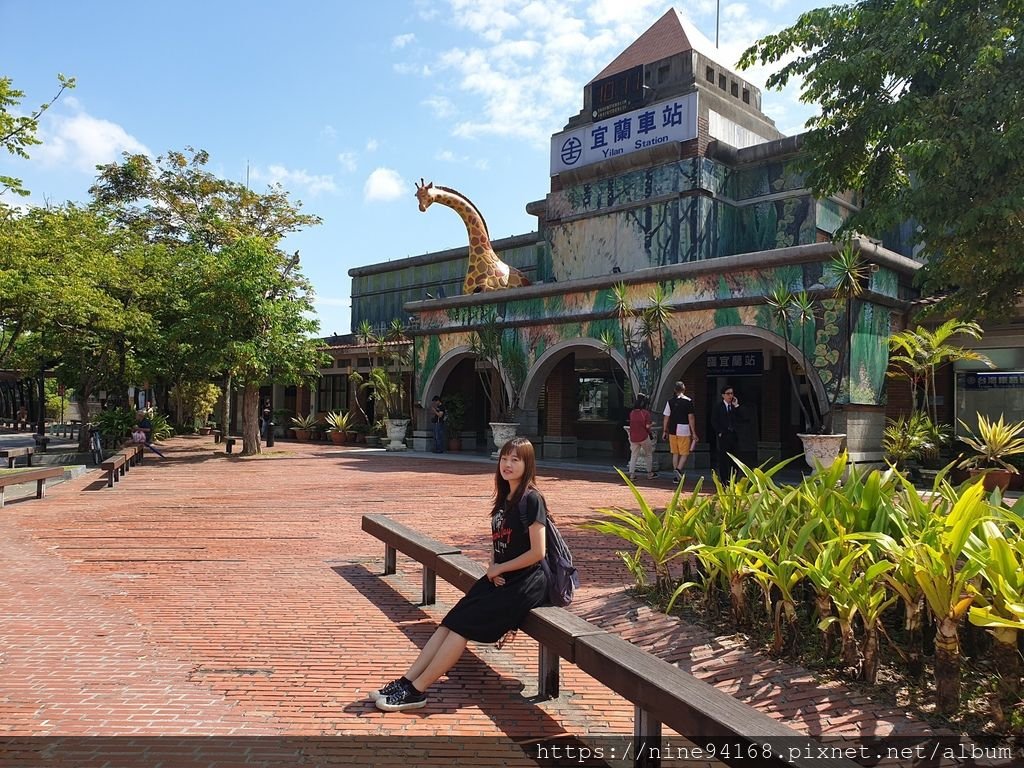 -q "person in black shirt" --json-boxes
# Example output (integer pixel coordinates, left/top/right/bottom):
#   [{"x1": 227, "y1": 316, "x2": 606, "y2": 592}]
[
  {"x1": 710, "y1": 384, "x2": 740, "y2": 480},
  {"x1": 374, "y1": 437, "x2": 549, "y2": 712},
  {"x1": 430, "y1": 395, "x2": 446, "y2": 453}
]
